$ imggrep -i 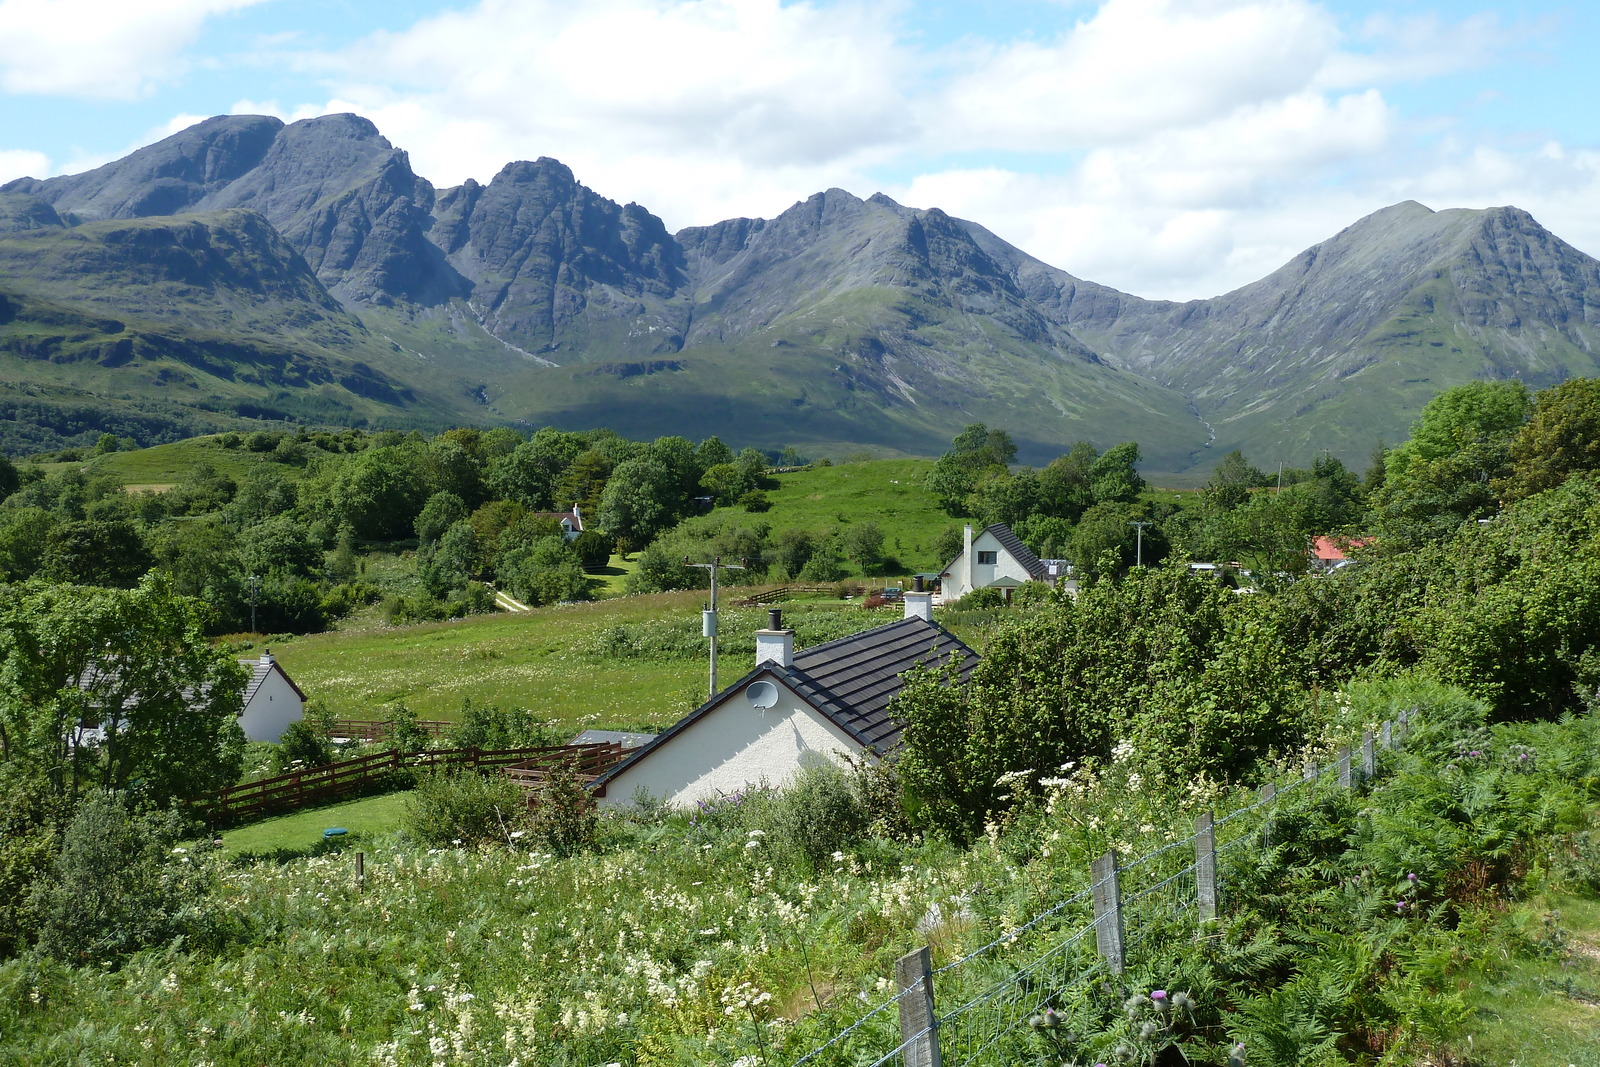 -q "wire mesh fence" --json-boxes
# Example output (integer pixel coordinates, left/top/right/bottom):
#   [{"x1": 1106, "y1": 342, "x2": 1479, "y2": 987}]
[{"x1": 784, "y1": 709, "x2": 1418, "y2": 1067}]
